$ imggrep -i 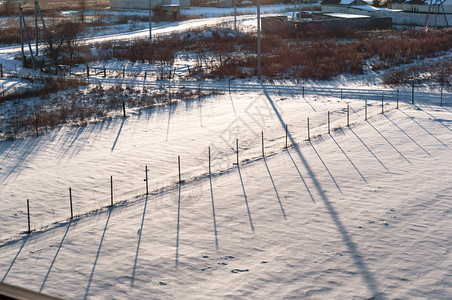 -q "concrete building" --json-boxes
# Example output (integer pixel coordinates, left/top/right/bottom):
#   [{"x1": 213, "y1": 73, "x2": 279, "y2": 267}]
[{"x1": 321, "y1": 0, "x2": 451, "y2": 26}]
